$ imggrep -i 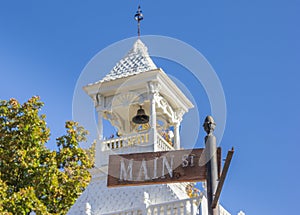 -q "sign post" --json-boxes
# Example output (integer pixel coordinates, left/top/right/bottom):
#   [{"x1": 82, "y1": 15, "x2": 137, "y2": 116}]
[
  {"x1": 203, "y1": 116, "x2": 234, "y2": 215},
  {"x1": 203, "y1": 116, "x2": 219, "y2": 215}
]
